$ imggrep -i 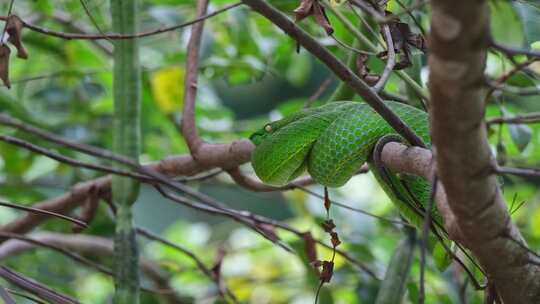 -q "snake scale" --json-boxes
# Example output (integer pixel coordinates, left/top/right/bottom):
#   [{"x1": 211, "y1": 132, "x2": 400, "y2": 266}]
[{"x1": 250, "y1": 101, "x2": 441, "y2": 229}]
